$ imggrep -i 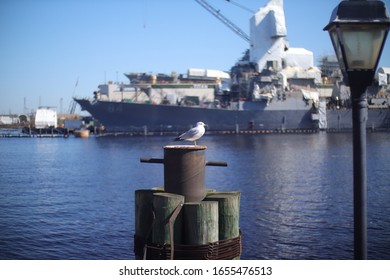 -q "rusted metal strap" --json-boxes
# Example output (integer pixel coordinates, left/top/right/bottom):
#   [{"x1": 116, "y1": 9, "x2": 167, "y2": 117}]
[
  {"x1": 143, "y1": 231, "x2": 242, "y2": 260},
  {"x1": 168, "y1": 202, "x2": 184, "y2": 260}
]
